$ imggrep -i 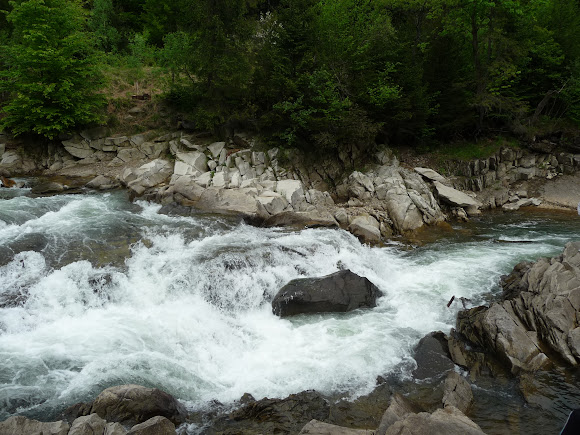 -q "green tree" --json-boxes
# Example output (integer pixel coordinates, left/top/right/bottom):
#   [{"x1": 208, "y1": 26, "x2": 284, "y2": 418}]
[
  {"x1": 0, "y1": 0, "x2": 105, "y2": 138},
  {"x1": 89, "y1": 0, "x2": 119, "y2": 52}
]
